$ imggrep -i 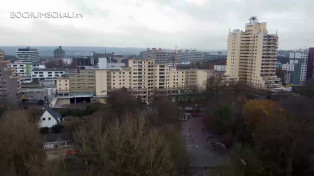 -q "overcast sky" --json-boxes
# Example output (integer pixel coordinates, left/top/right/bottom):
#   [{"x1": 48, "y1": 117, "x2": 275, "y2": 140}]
[{"x1": 0, "y1": 0, "x2": 313, "y2": 50}]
